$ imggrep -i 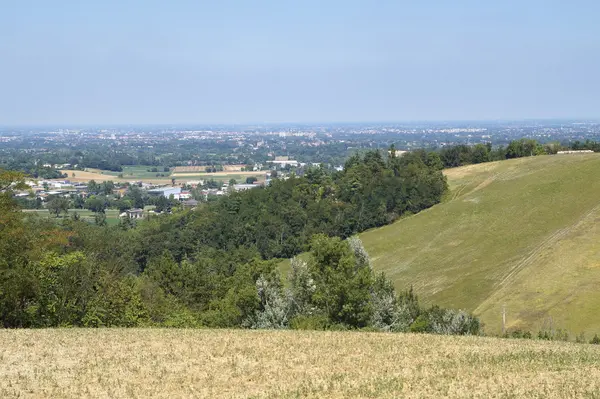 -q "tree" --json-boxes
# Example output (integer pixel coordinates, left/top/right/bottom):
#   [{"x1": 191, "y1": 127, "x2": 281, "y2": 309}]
[
  {"x1": 47, "y1": 196, "x2": 70, "y2": 217},
  {"x1": 471, "y1": 144, "x2": 490, "y2": 164},
  {"x1": 0, "y1": 170, "x2": 65, "y2": 327},
  {"x1": 126, "y1": 185, "x2": 145, "y2": 209},
  {"x1": 115, "y1": 199, "x2": 133, "y2": 213},
  {"x1": 426, "y1": 152, "x2": 444, "y2": 171},
  {"x1": 307, "y1": 234, "x2": 373, "y2": 328},
  {"x1": 85, "y1": 196, "x2": 107, "y2": 214},
  {"x1": 154, "y1": 195, "x2": 169, "y2": 213},
  {"x1": 30, "y1": 251, "x2": 89, "y2": 326},
  {"x1": 246, "y1": 177, "x2": 257, "y2": 184},
  {"x1": 100, "y1": 181, "x2": 115, "y2": 195},
  {"x1": 87, "y1": 180, "x2": 99, "y2": 194},
  {"x1": 94, "y1": 212, "x2": 107, "y2": 226}
]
